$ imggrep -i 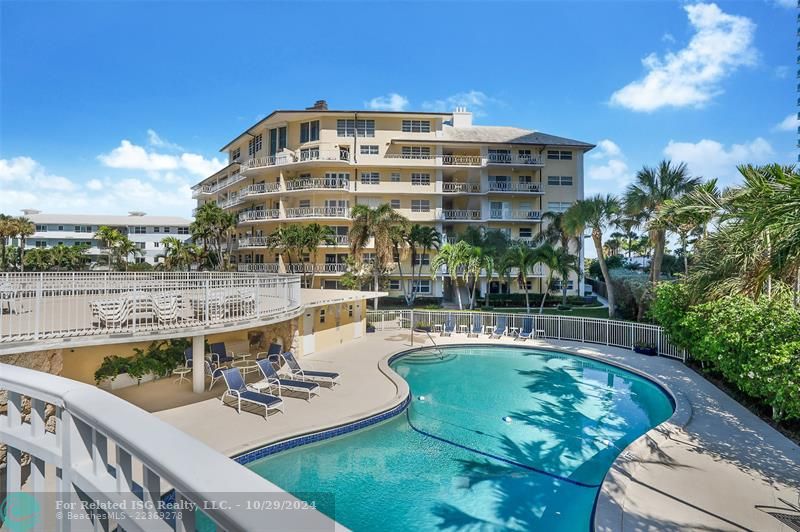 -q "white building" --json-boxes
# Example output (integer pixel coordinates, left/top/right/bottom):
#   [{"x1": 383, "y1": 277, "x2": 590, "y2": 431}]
[{"x1": 18, "y1": 210, "x2": 191, "y2": 266}]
